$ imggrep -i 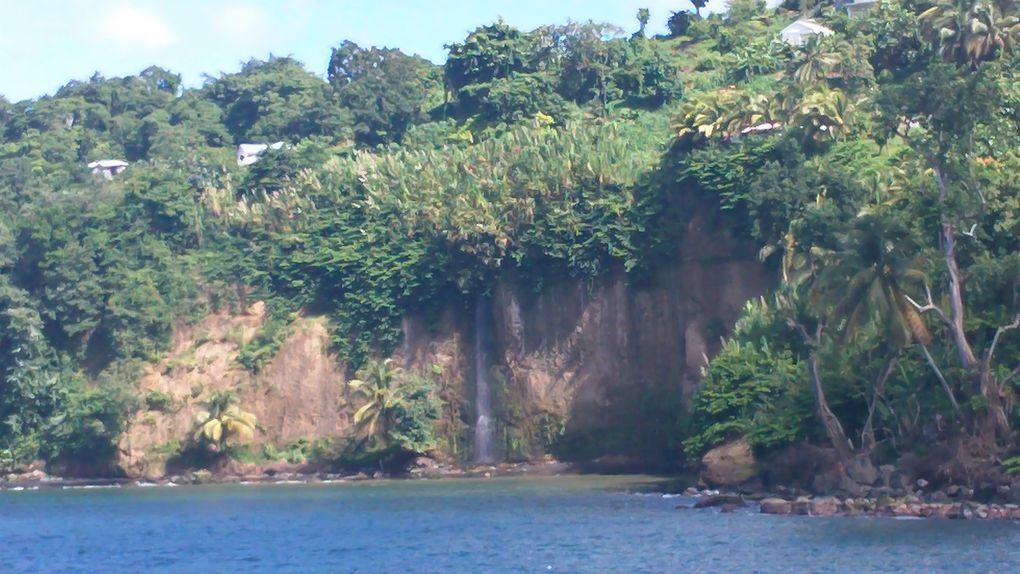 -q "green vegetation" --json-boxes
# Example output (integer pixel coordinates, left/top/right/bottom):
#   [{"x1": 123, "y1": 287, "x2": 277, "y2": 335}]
[
  {"x1": 144, "y1": 390, "x2": 175, "y2": 412},
  {"x1": 347, "y1": 359, "x2": 442, "y2": 458},
  {"x1": 191, "y1": 391, "x2": 258, "y2": 452},
  {"x1": 1, "y1": 1, "x2": 1019, "y2": 479},
  {"x1": 680, "y1": 0, "x2": 1020, "y2": 475}
]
